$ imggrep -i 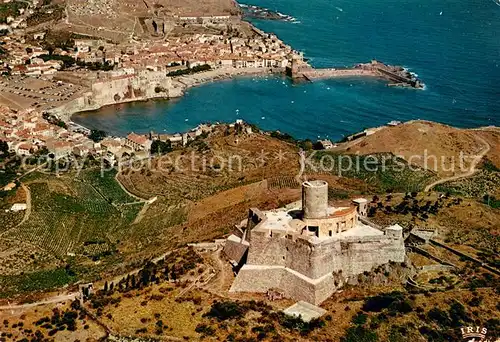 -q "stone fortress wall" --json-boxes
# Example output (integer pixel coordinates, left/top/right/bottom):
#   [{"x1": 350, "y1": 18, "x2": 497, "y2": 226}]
[
  {"x1": 48, "y1": 70, "x2": 183, "y2": 120},
  {"x1": 227, "y1": 180, "x2": 406, "y2": 305}
]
